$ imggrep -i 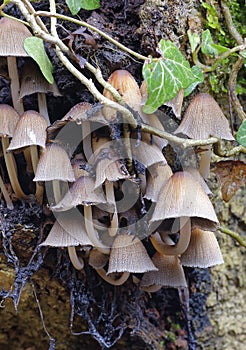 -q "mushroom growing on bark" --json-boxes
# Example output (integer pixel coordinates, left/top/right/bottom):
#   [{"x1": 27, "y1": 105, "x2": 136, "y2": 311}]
[
  {"x1": 0, "y1": 104, "x2": 30, "y2": 201},
  {"x1": 40, "y1": 209, "x2": 92, "y2": 270},
  {"x1": 7, "y1": 110, "x2": 48, "y2": 204},
  {"x1": 51, "y1": 174, "x2": 110, "y2": 254},
  {"x1": 0, "y1": 17, "x2": 32, "y2": 115},
  {"x1": 33, "y1": 142, "x2": 75, "y2": 204},
  {"x1": 174, "y1": 93, "x2": 234, "y2": 179},
  {"x1": 20, "y1": 60, "x2": 61, "y2": 125},
  {"x1": 149, "y1": 171, "x2": 219, "y2": 256},
  {"x1": 140, "y1": 252, "x2": 187, "y2": 292},
  {"x1": 180, "y1": 227, "x2": 224, "y2": 268}
]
